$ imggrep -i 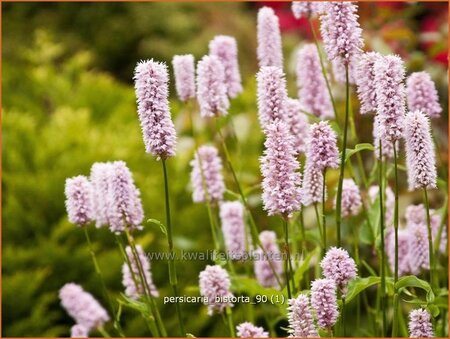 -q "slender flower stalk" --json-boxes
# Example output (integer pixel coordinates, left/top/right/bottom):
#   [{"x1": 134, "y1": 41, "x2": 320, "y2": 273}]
[
  {"x1": 257, "y1": 7, "x2": 283, "y2": 68},
  {"x1": 378, "y1": 140, "x2": 387, "y2": 336},
  {"x1": 209, "y1": 35, "x2": 243, "y2": 98}
]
